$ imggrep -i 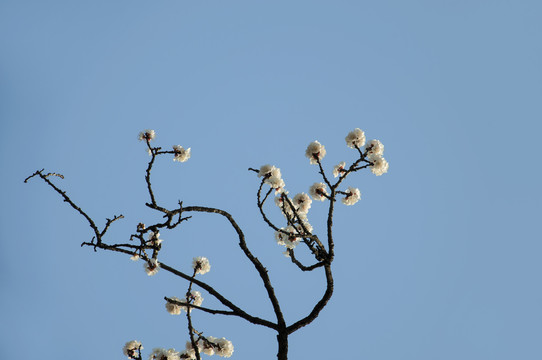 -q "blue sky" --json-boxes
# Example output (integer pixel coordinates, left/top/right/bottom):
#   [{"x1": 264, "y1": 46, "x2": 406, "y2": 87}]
[{"x1": 1, "y1": 1, "x2": 541, "y2": 359}]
